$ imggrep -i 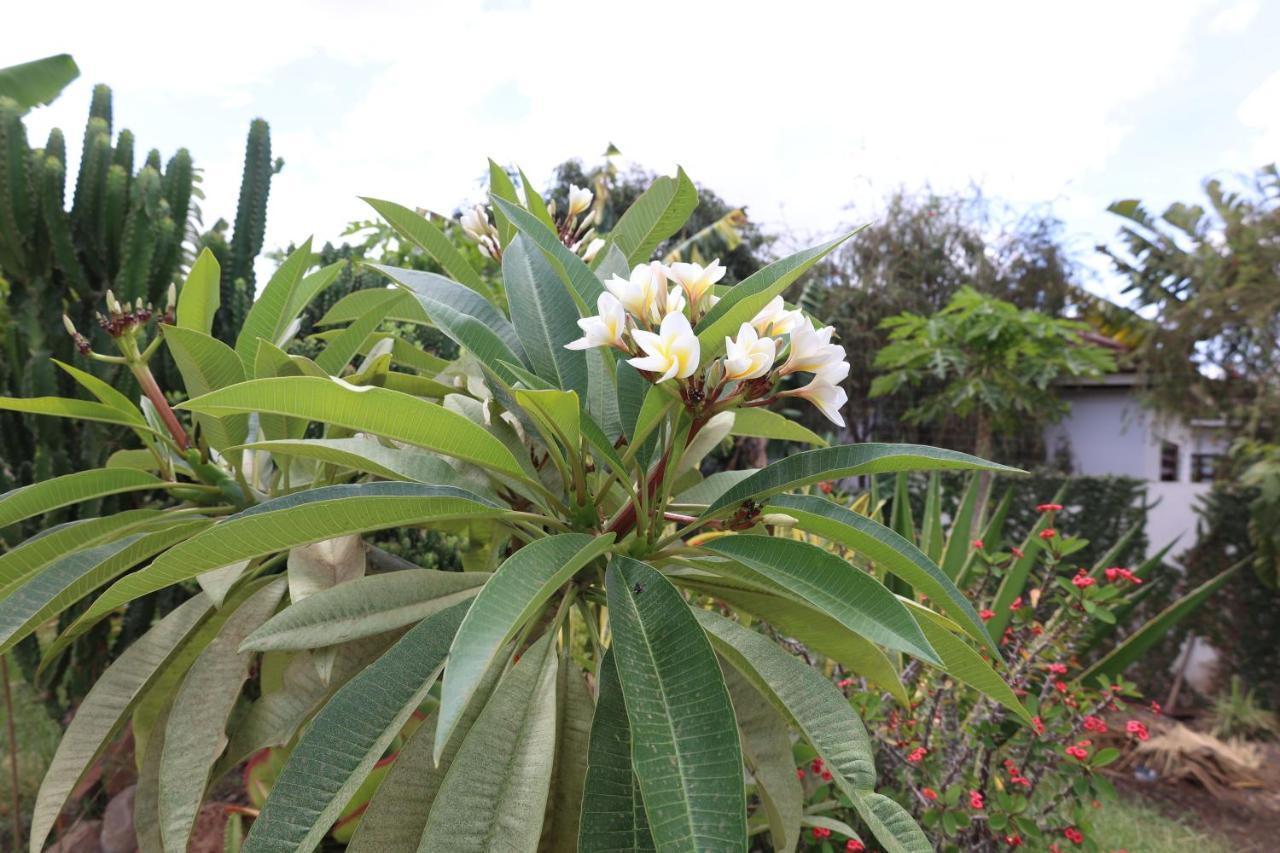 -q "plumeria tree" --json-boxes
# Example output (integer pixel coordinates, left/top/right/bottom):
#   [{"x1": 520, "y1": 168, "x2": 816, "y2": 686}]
[{"x1": 1, "y1": 166, "x2": 1027, "y2": 853}]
